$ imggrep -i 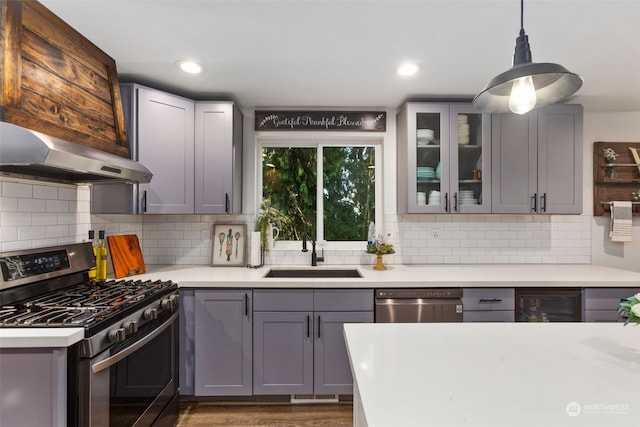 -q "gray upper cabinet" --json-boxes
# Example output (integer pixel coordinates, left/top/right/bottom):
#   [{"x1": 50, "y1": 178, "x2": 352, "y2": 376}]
[
  {"x1": 194, "y1": 102, "x2": 243, "y2": 214},
  {"x1": 397, "y1": 102, "x2": 491, "y2": 214},
  {"x1": 138, "y1": 86, "x2": 195, "y2": 214},
  {"x1": 491, "y1": 104, "x2": 583, "y2": 214},
  {"x1": 194, "y1": 290, "x2": 253, "y2": 396},
  {"x1": 91, "y1": 84, "x2": 242, "y2": 214}
]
